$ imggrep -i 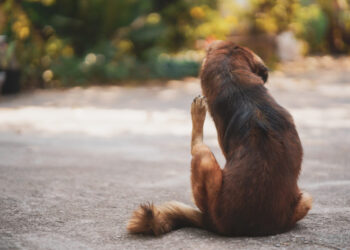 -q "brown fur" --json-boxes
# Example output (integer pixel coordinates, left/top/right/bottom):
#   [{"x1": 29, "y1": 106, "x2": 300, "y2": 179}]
[
  {"x1": 127, "y1": 201, "x2": 203, "y2": 235},
  {"x1": 127, "y1": 40, "x2": 312, "y2": 236}
]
